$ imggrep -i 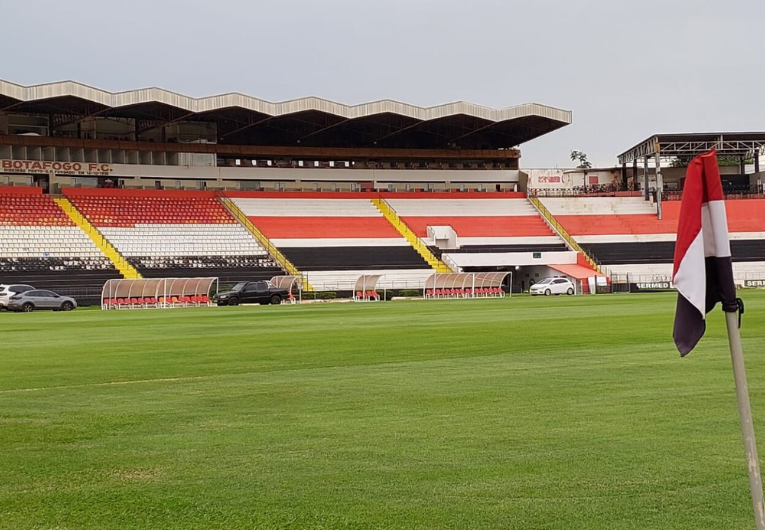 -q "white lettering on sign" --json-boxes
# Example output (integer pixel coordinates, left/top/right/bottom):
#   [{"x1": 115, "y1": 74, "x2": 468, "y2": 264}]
[
  {"x1": 0, "y1": 159, "x2": 113, "y2": 176},
  {"x1": 744, "y1": 280, "x2": 765, "y2": 288},
  {"x1": 636, "y1": 282, "x2": 672, "y2": 290}
]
